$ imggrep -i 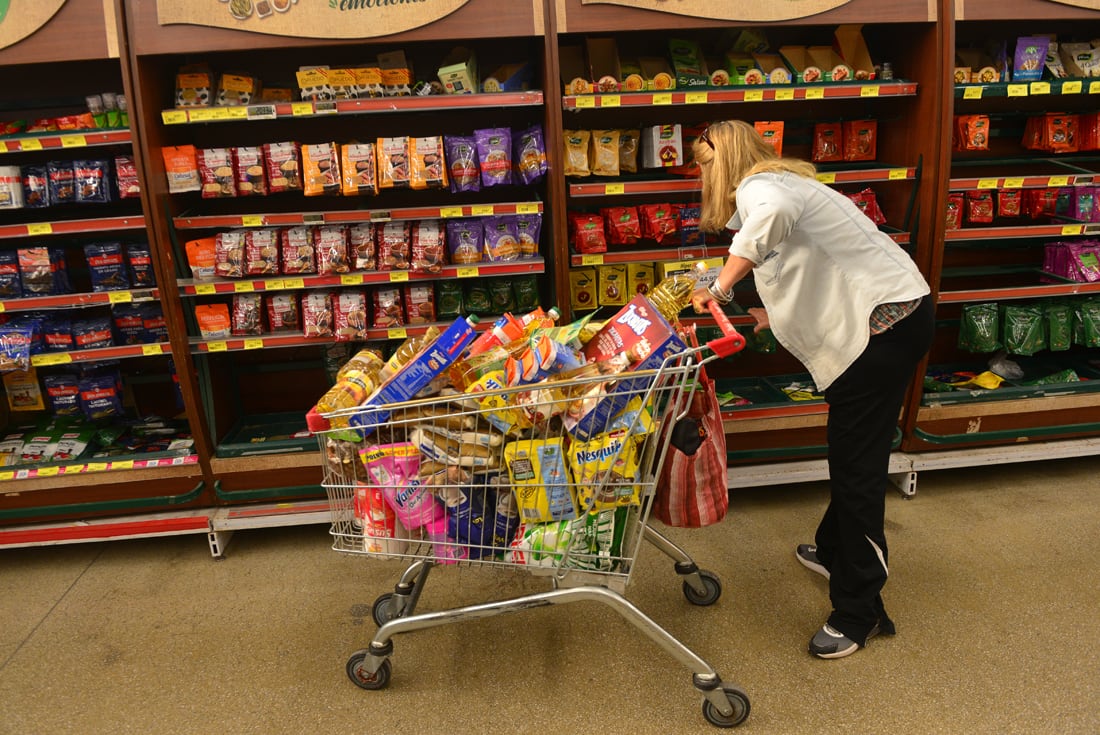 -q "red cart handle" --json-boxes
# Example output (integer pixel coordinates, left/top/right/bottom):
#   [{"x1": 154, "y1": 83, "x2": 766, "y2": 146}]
[{"x1": 705, "y1": 300, "x2": 746, "y2": 358}]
